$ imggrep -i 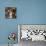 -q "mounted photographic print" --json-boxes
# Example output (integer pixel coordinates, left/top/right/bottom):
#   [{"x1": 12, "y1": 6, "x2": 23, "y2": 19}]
[{"x1": 5, "y1": 7, "x2": 16, "y2": 19}]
